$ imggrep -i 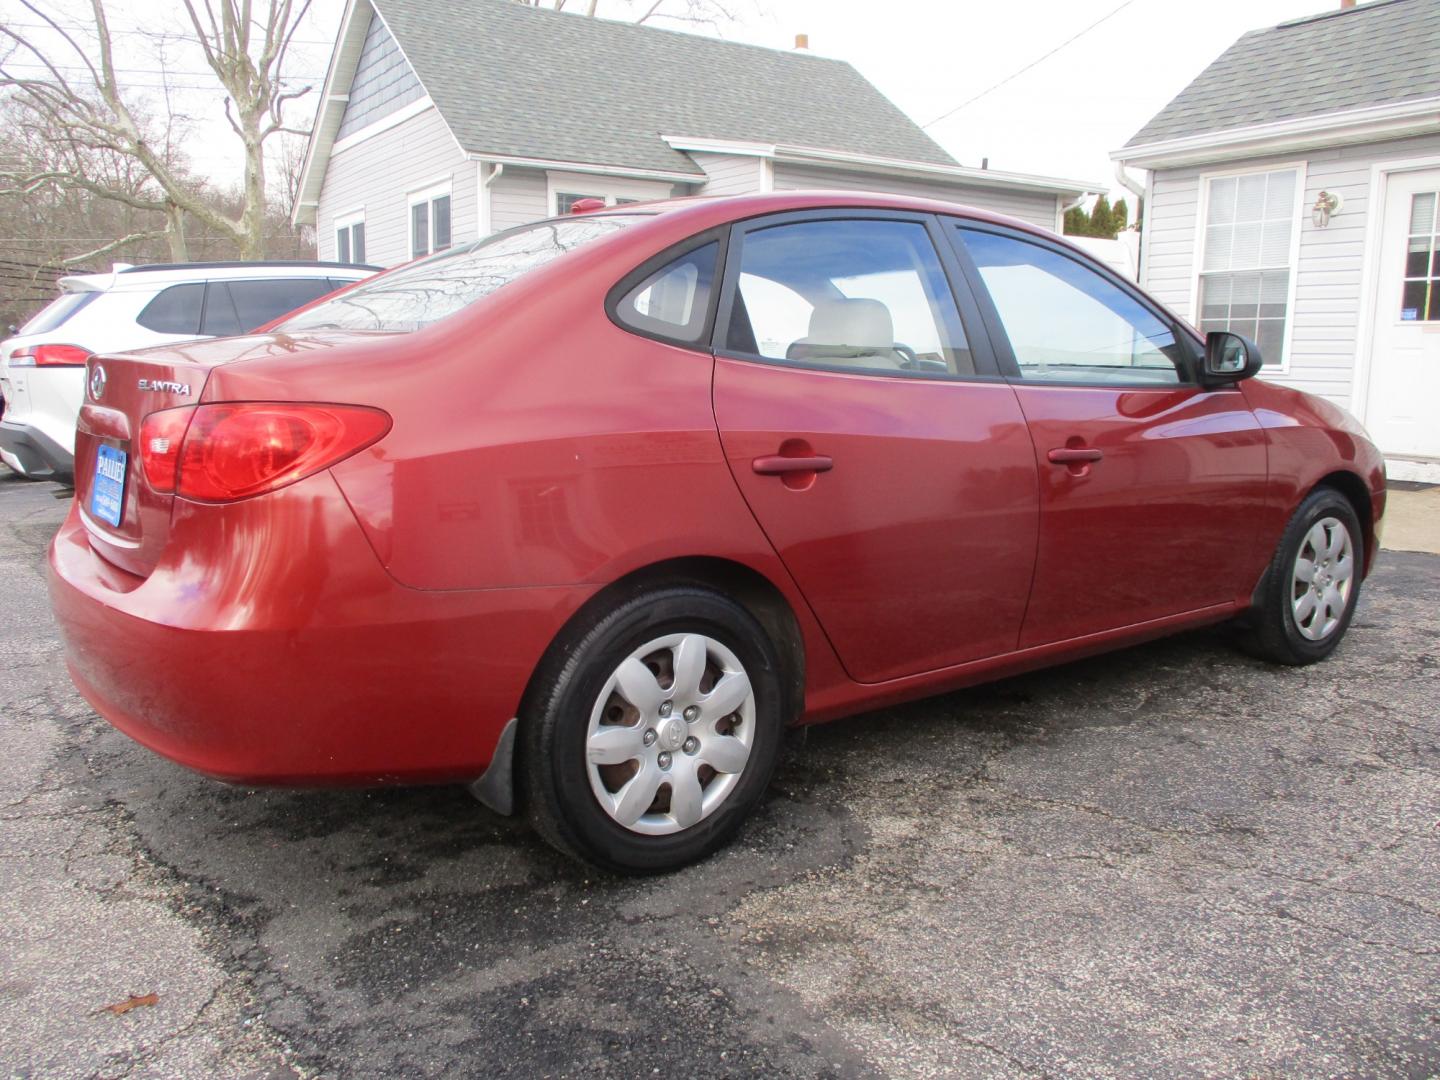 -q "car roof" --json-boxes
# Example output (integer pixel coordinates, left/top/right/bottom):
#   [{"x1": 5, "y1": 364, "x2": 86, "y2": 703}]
[{"x1": 57, "y1": 261, "x2": 379, "y2": 293}]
